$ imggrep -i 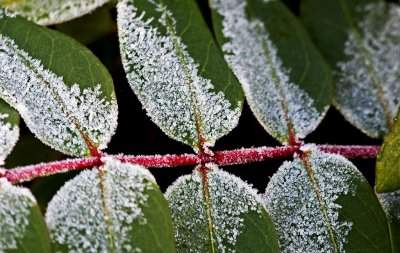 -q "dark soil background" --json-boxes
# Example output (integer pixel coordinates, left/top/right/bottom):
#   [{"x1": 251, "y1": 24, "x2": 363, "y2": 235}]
[{"x1": 7, "y1": 0, "x2": 388, "y2": 211}]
